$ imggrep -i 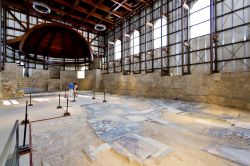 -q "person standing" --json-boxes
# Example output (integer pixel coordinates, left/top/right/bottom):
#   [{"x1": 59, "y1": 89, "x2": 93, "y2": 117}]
[
  {"x1": 74, "y1": 83, "x2": 79, "y2": 97},
  {"x1": 68, "y1": 82, "x2": 74, "y2": 98}
]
